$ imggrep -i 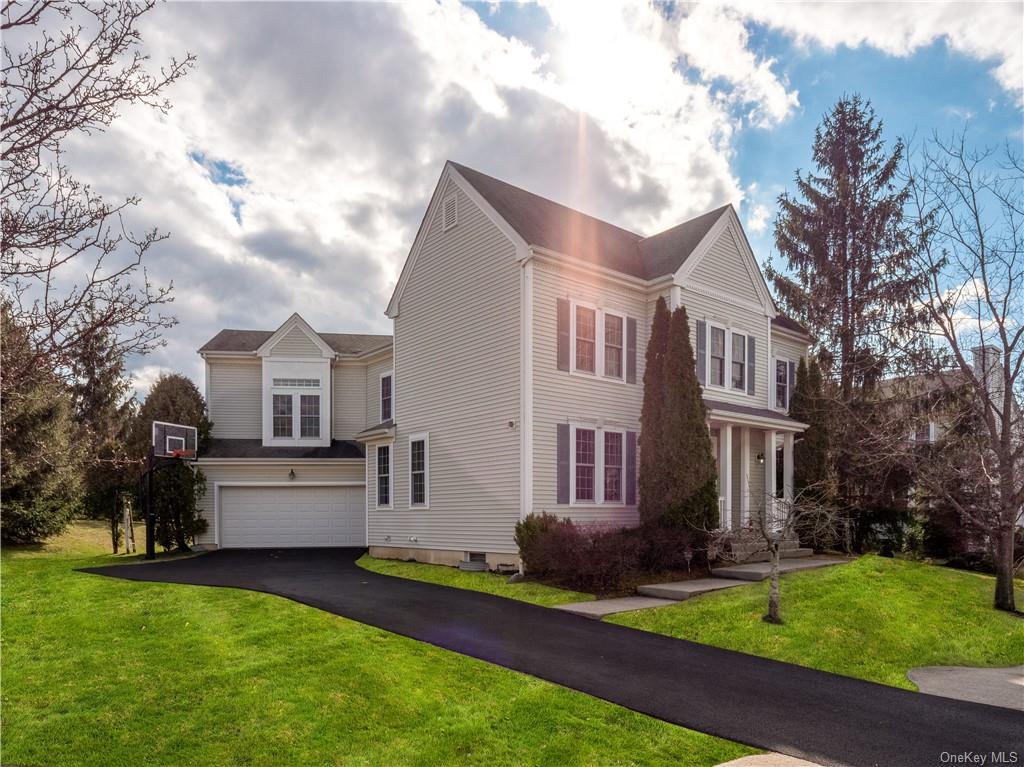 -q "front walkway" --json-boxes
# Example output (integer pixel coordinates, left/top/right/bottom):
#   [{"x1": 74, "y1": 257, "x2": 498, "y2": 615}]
[{"x1": 83, "y1": 549, "x2": 1022, "y2": 767}]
